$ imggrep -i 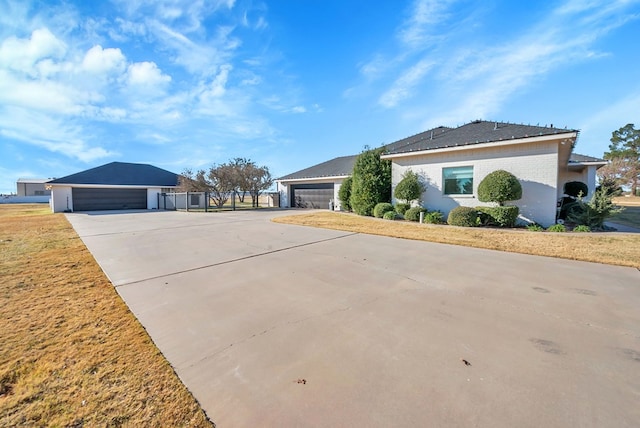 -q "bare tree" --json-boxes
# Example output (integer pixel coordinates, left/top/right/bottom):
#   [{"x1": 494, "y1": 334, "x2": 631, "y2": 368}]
[
  {"x1": 207, "y1": 163, "x2": 236, "y2": 208},
  {"x1": 245, "y1": 164, "x2": 273, "y2": 207},
  {"x1": 178, "y1": 168, "x2": 210, "y2": 192}
]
